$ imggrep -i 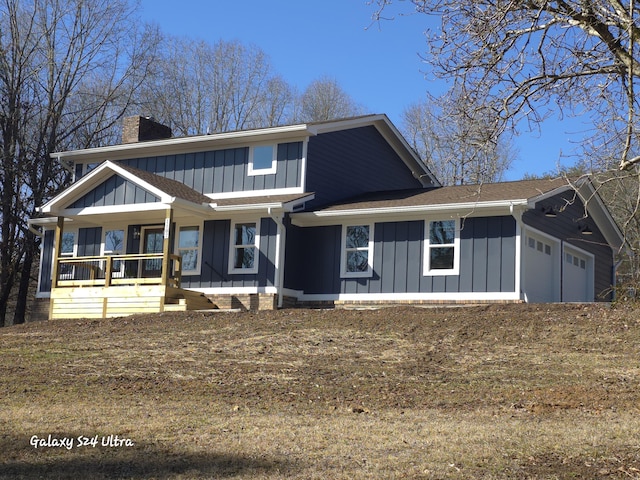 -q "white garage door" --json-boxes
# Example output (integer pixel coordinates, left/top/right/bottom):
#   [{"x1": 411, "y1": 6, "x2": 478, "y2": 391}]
[
  {"x1": 562, "y1": 246, "x2": 593, "y2": 302},
  {"x1": 524, "y1": 234, "x2": 560, "y2": 303}
]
